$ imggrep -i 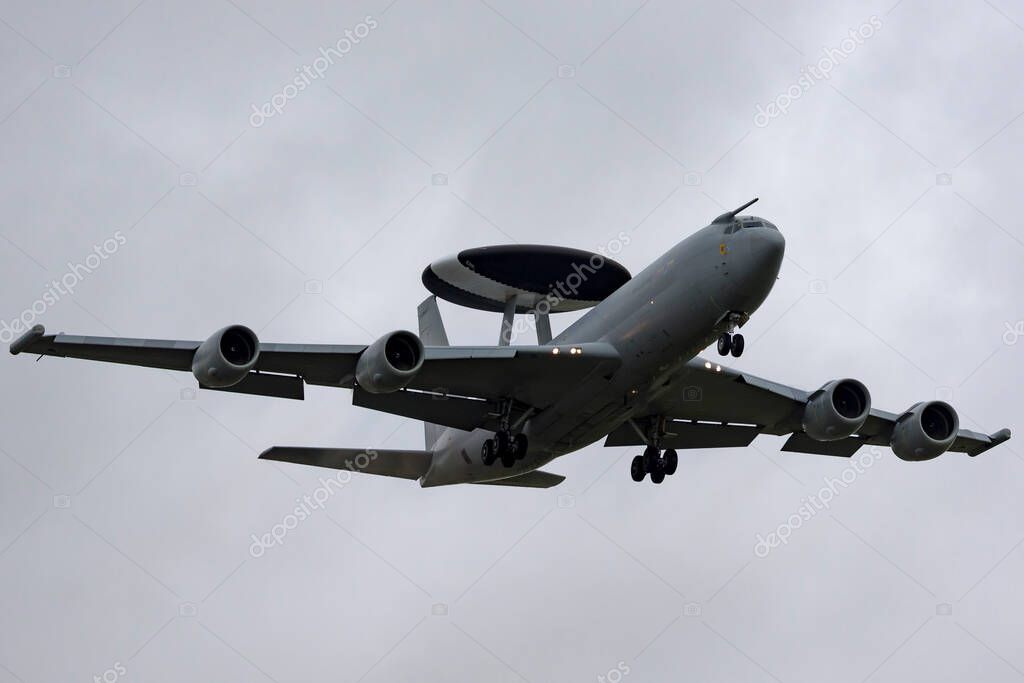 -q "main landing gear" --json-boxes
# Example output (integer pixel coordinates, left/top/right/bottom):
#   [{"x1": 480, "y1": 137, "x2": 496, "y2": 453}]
[
  {"x1": 481, "y1": 398, "x2": 529, "y2": 468},
  {"x1": 630, "y1": 446, "x2": 678, "y2": 484},
  {"x1": 628, "y1": 416, "x2": 679, "y2": 484},
  {"x1": 716, "y1": 312, "x2": 745, "y2": 357},
  {"x1": 482, "y1": 431, "x2": 528, "y2": 467}
]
